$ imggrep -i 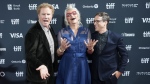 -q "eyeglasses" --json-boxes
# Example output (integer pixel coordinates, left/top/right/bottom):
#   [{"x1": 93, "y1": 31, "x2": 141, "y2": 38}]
[
  {"x1": 66, "y1": 11, "x2": 77, "y2": 17},
  {"x1": 93, "y1": 20, "x2": 104, "y2": 23}
]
